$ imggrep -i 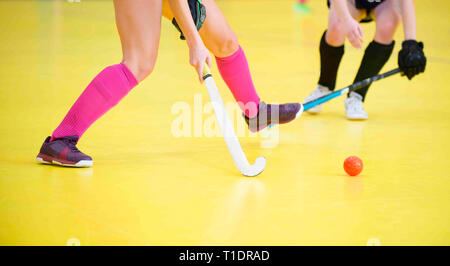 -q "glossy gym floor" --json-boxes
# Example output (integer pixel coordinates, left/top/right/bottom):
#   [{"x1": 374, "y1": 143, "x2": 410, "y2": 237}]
[{"x1": 0, "y1": 0, "x2": 449, "y2": 245}]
